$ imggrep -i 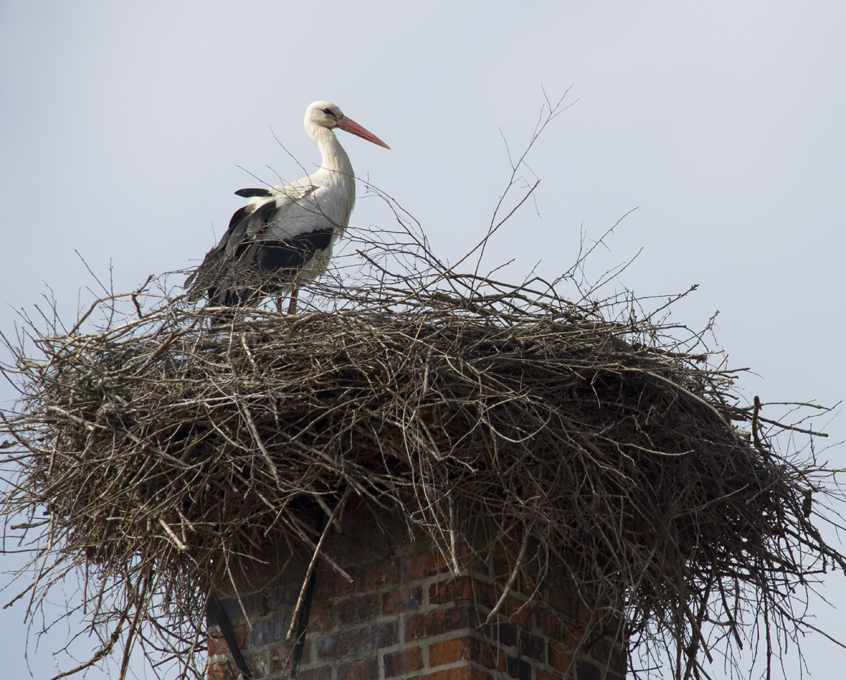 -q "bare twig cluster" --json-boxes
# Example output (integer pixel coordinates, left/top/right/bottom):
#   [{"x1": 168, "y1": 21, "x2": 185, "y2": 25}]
[{"x1": 0, "y1": 93, "x2": 842, "y2": 680}]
